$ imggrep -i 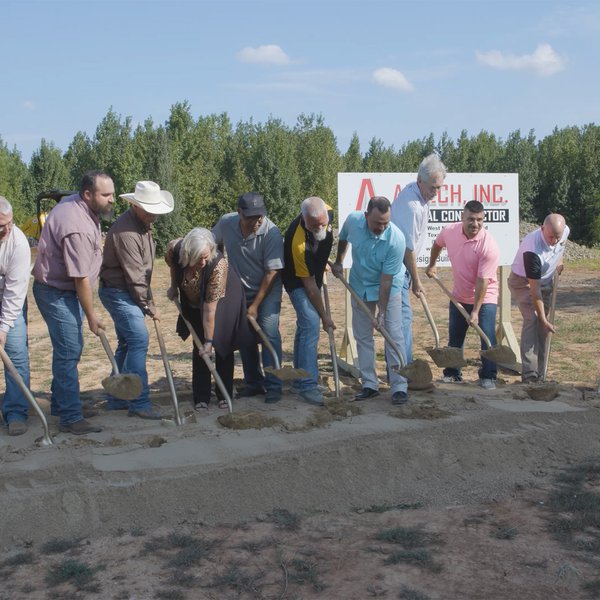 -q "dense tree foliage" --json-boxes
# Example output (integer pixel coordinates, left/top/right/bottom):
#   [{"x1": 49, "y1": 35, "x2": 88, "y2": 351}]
[{"x1": 0, "y1": 106, "x2": 598, "y2": 251}]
